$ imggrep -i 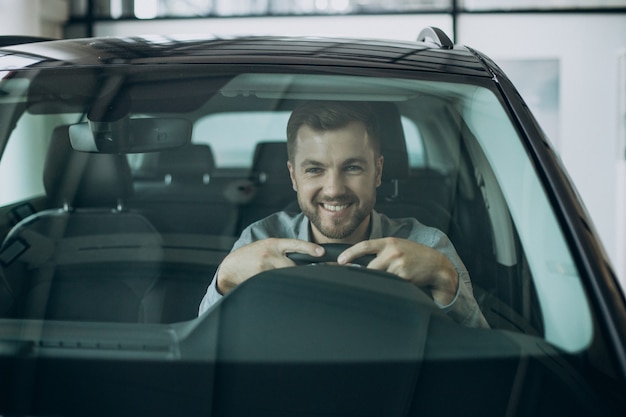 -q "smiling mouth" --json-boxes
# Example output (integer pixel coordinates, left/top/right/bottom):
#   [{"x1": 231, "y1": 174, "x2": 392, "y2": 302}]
[{"x1": 321, "y1": 203, "x2": 351, "y2": 212}]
